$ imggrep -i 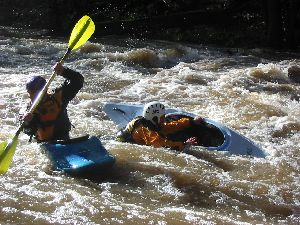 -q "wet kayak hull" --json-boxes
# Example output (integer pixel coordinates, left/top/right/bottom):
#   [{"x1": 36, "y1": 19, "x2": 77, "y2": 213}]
[{"x1": 41, "y1": 135, "x2": 116, "y2": 176}]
